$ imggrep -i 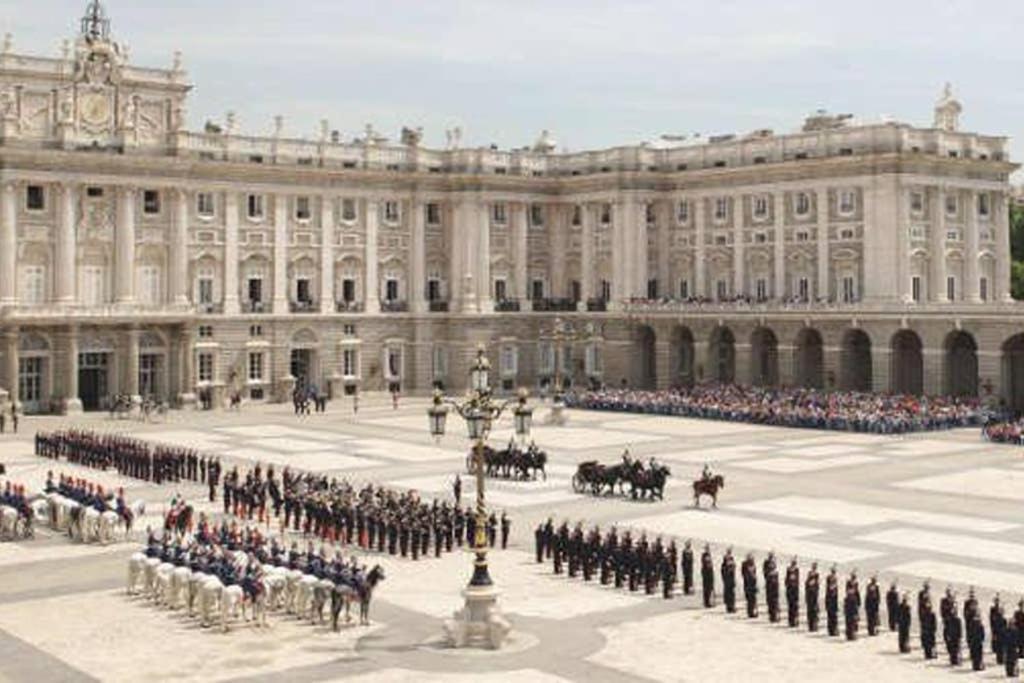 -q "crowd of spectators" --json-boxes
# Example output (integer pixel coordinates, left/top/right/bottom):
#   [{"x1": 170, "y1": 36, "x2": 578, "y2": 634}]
[
  {"x1": 565, "y1": 385, "x2": 984, "y2": 434},
  {"x1": 981, "y1": 418, "x2": 1024, "y2": 445}
]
